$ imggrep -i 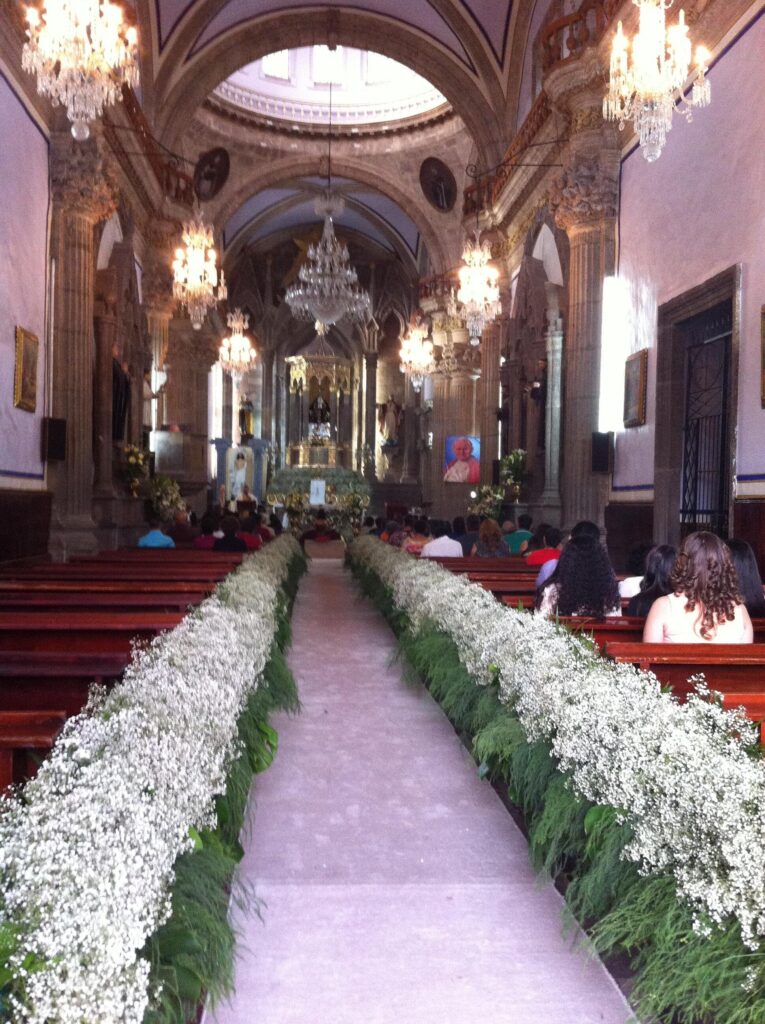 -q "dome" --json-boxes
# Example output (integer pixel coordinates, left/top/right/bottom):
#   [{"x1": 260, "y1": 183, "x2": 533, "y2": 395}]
[{"x1": 213, "y1": 46, "x2": 448, "y2": 128}]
